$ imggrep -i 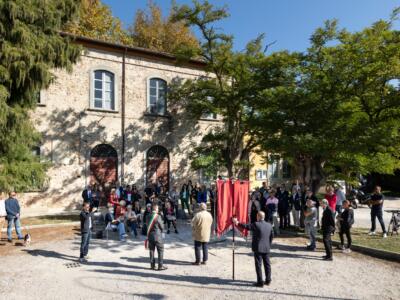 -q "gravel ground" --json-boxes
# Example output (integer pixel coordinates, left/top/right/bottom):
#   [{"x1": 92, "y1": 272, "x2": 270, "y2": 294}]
[{"x1": 0, "y1": 221, "x2": 399, "y2": 300}]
